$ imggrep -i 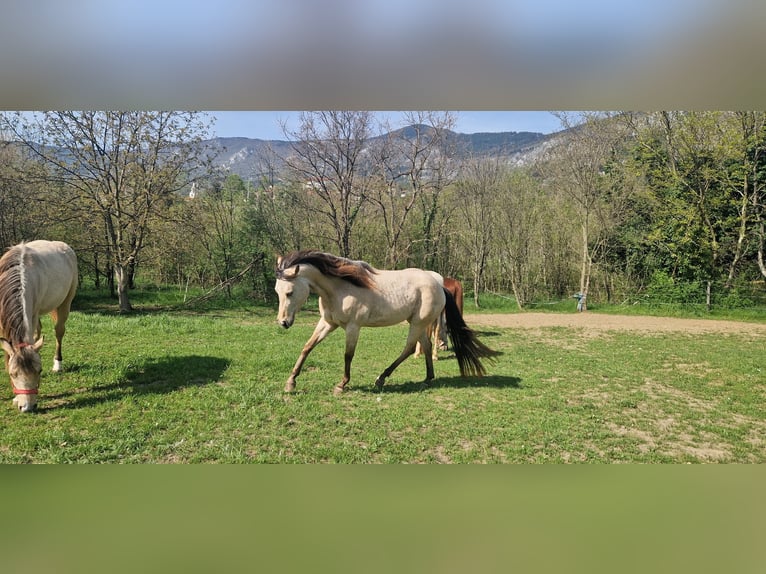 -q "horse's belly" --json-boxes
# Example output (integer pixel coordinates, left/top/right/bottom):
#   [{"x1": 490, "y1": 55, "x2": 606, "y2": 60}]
[
  {"x1": 364, "y1": 311, "x2": 410, "y2": 327},
  {"x1": 362, "y1": 296, "x2": 417, "y2": 327}
]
